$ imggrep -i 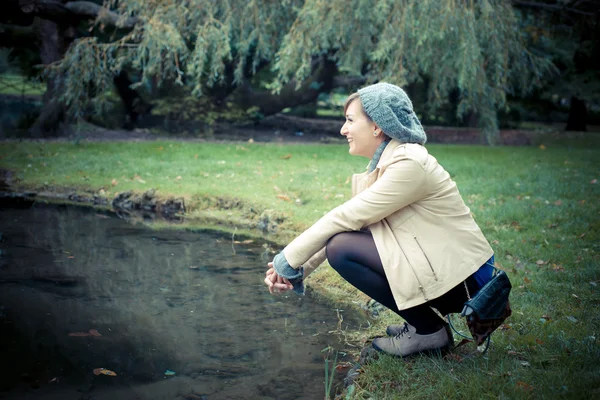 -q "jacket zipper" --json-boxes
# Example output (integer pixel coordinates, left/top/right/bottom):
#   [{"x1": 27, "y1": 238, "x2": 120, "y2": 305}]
[
  {"x1": 391, "y1": 230, "x2": 429, "y2": 301},
  {"x1": 413, "y1": 235, "x2": 438, "y2": 281}
]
